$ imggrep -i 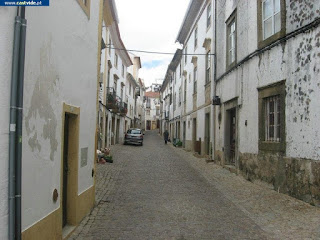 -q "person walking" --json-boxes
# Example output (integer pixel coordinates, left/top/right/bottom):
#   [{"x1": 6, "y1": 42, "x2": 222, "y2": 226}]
[{"x1": 164, "y1": 130, "x2": 169, "y2": 144}]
